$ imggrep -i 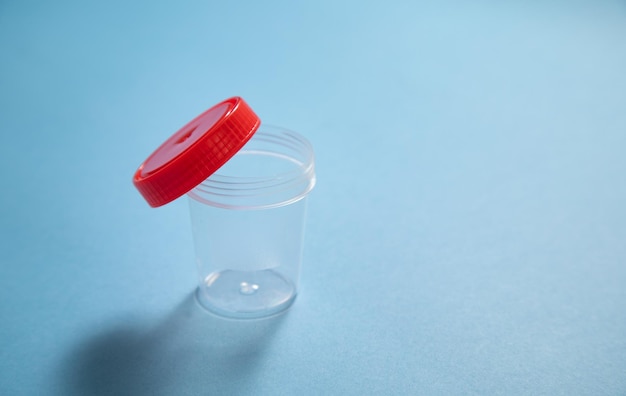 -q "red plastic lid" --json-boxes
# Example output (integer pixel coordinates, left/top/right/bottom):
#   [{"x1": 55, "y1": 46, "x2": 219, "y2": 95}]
[{"x1": 133, "y1": 97, "x2": 260, "y2": 207}]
